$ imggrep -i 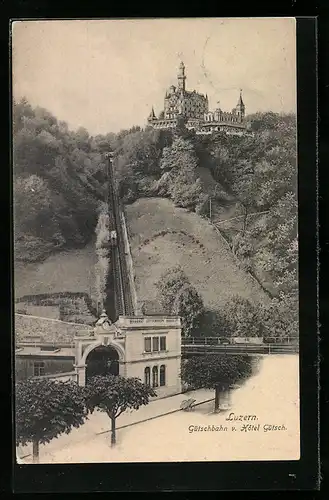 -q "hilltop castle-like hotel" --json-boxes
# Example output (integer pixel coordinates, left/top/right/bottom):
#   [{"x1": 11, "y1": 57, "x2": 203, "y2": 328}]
[{"x1": 147, "y1": 62, "x2": 250, "y2": 136}]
